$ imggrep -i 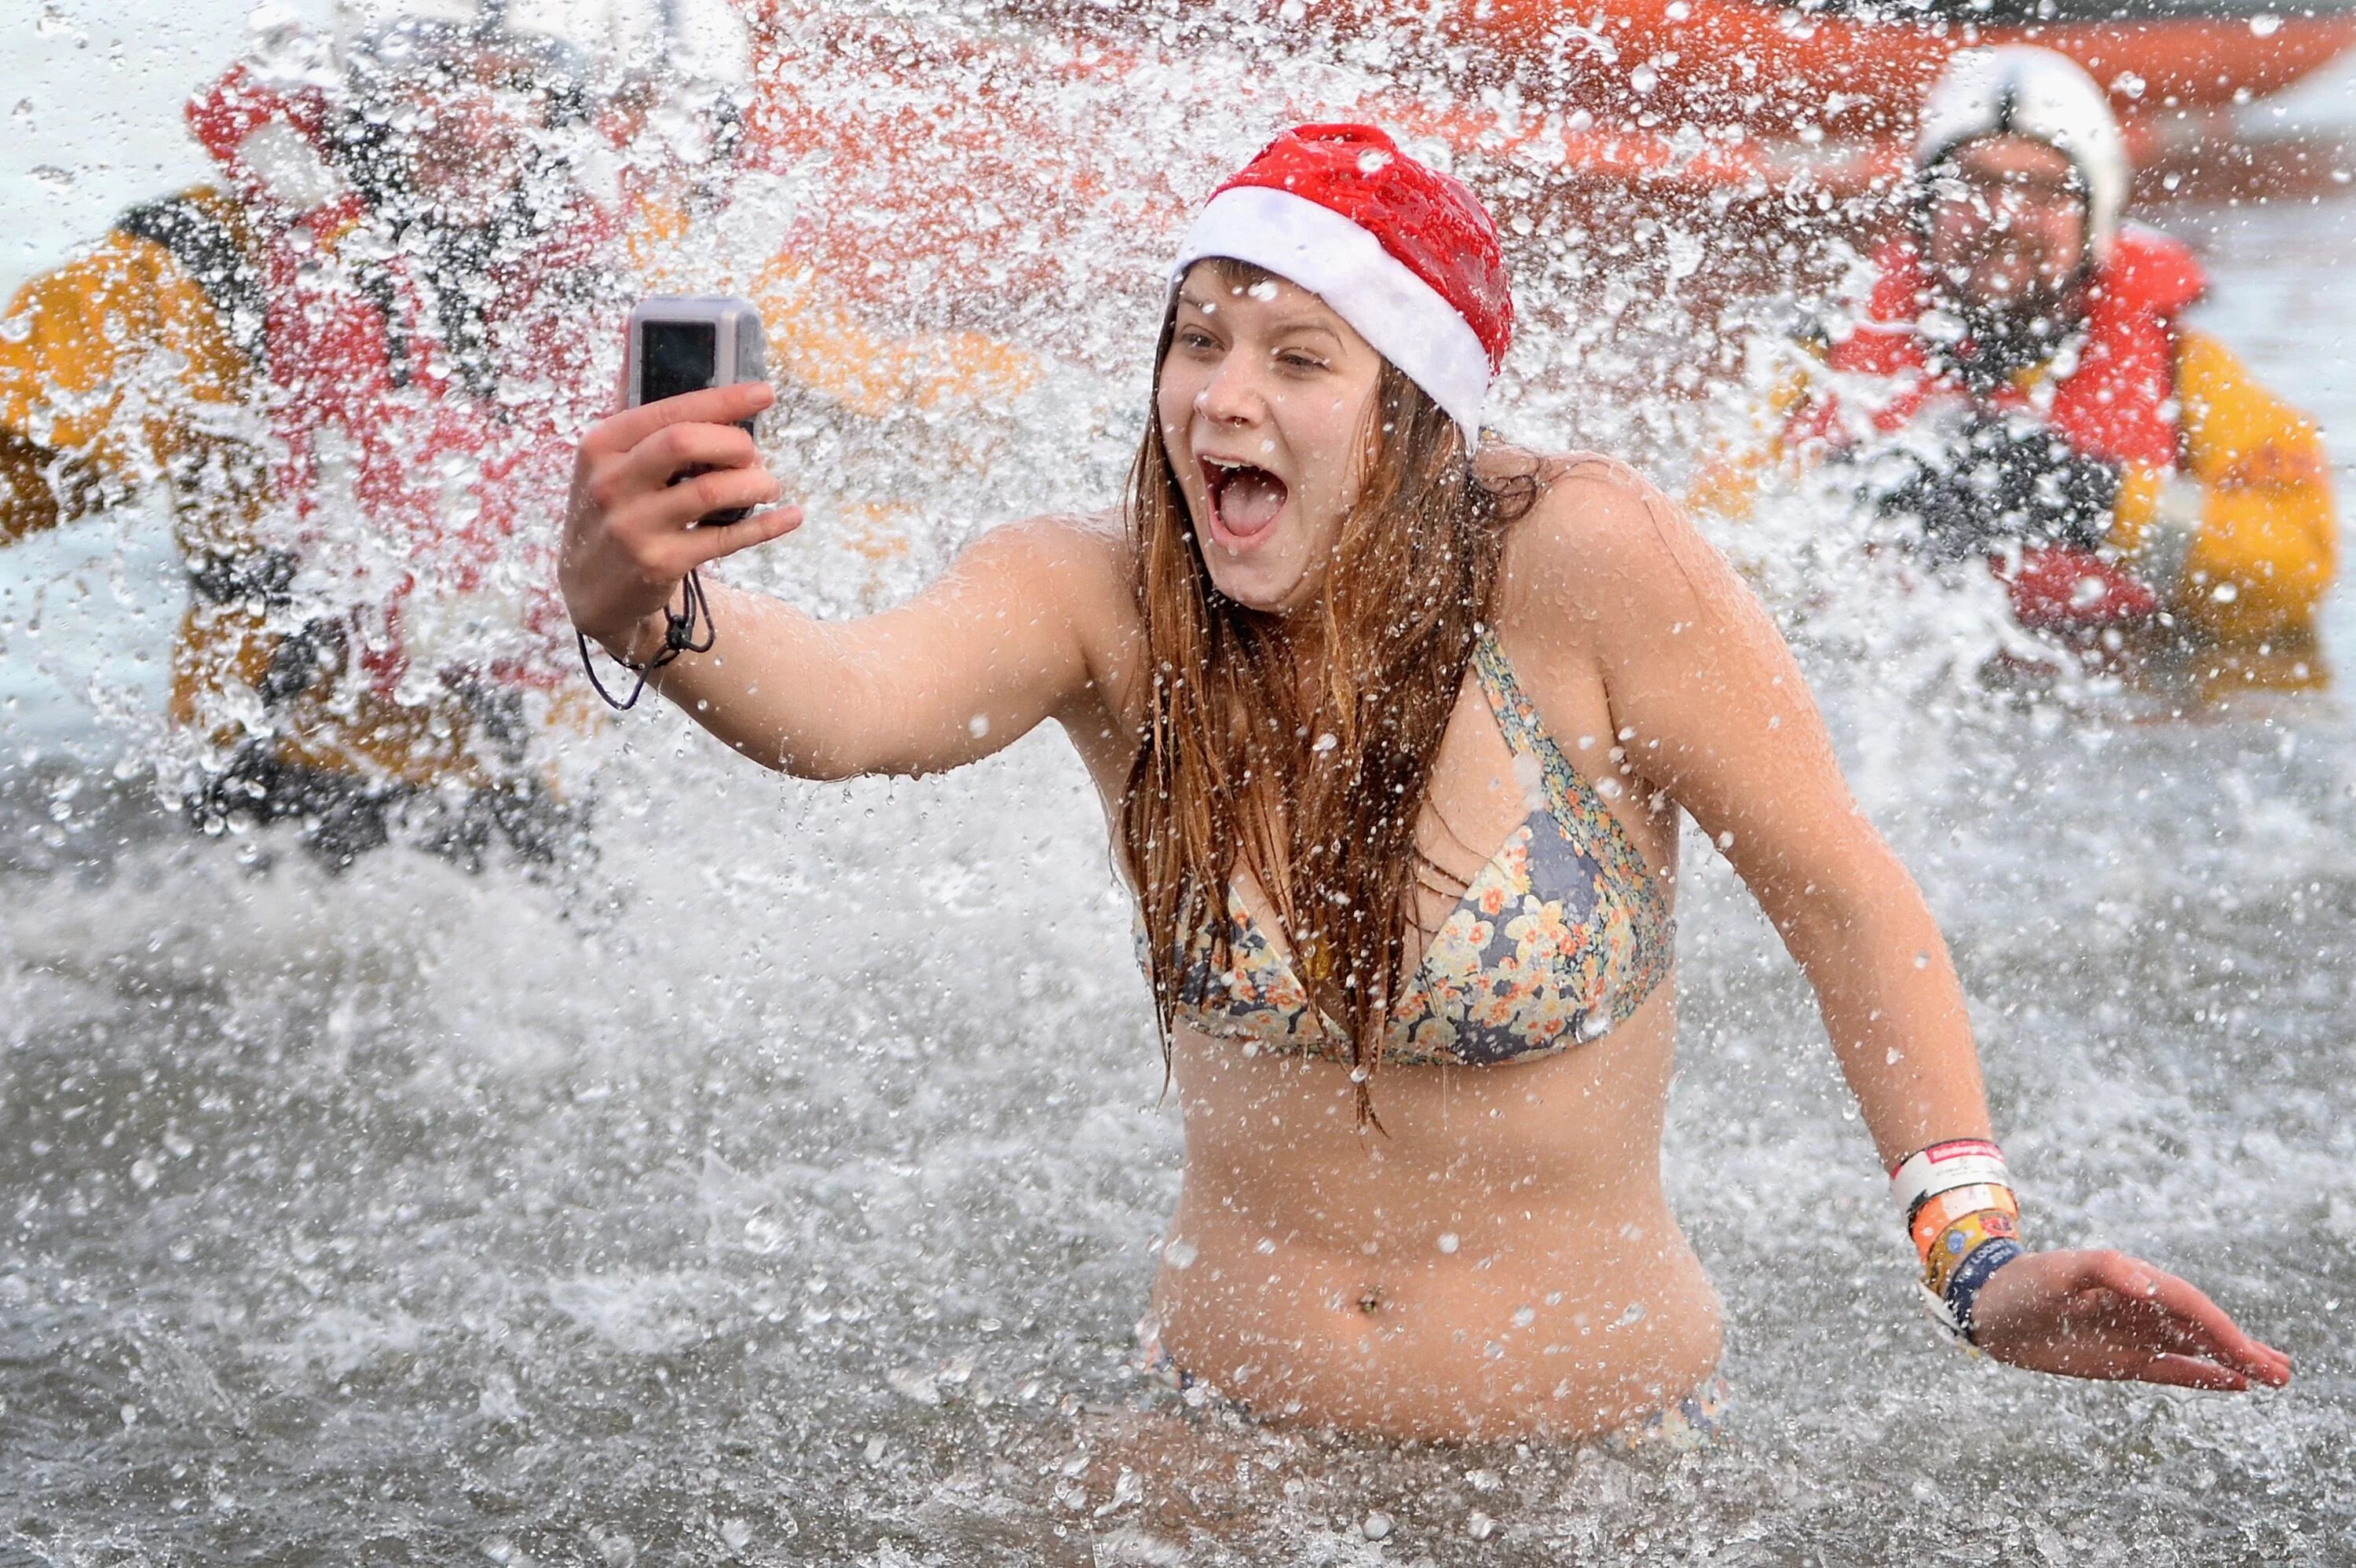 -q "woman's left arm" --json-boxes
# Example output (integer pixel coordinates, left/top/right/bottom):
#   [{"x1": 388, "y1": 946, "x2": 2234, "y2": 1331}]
[{"x1": 1522, "y1": 463, "x2": 2289, "y2": 1391}]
